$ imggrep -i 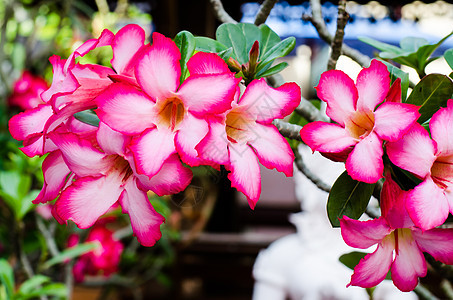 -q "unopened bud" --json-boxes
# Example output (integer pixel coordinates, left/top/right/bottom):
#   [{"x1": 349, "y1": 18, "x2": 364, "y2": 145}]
[{"x1": 227, "y1": 57, "x2": 242, "y2": 73}]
